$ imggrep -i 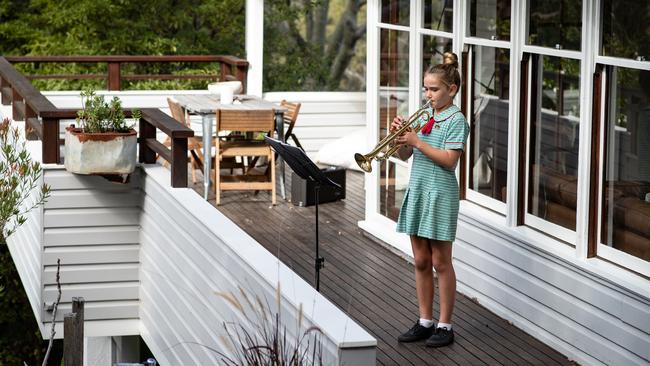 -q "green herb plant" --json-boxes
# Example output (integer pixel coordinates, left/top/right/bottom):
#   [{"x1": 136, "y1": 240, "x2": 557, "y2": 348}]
[{"x1": 76, "y1": 88, "x2": 141, "y2": 133}]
